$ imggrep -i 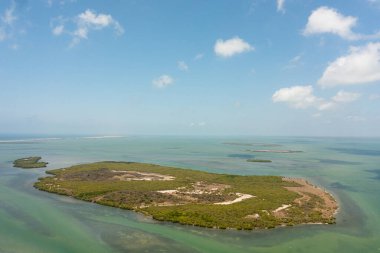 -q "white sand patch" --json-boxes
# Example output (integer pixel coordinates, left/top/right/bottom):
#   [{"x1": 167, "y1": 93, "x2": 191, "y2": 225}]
[
  {"x1": 157, "y1": 190, "x2": 178, "y2": 194},
  {"x1": 273, "y1": 204, "x2": 291, "y2": 213},
  {"x1": 214, "y1": 193, "x2": 254, "y2": 205},
  {"x1": 110, "y1": 170, "x2": 175, "y2": 181}
]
